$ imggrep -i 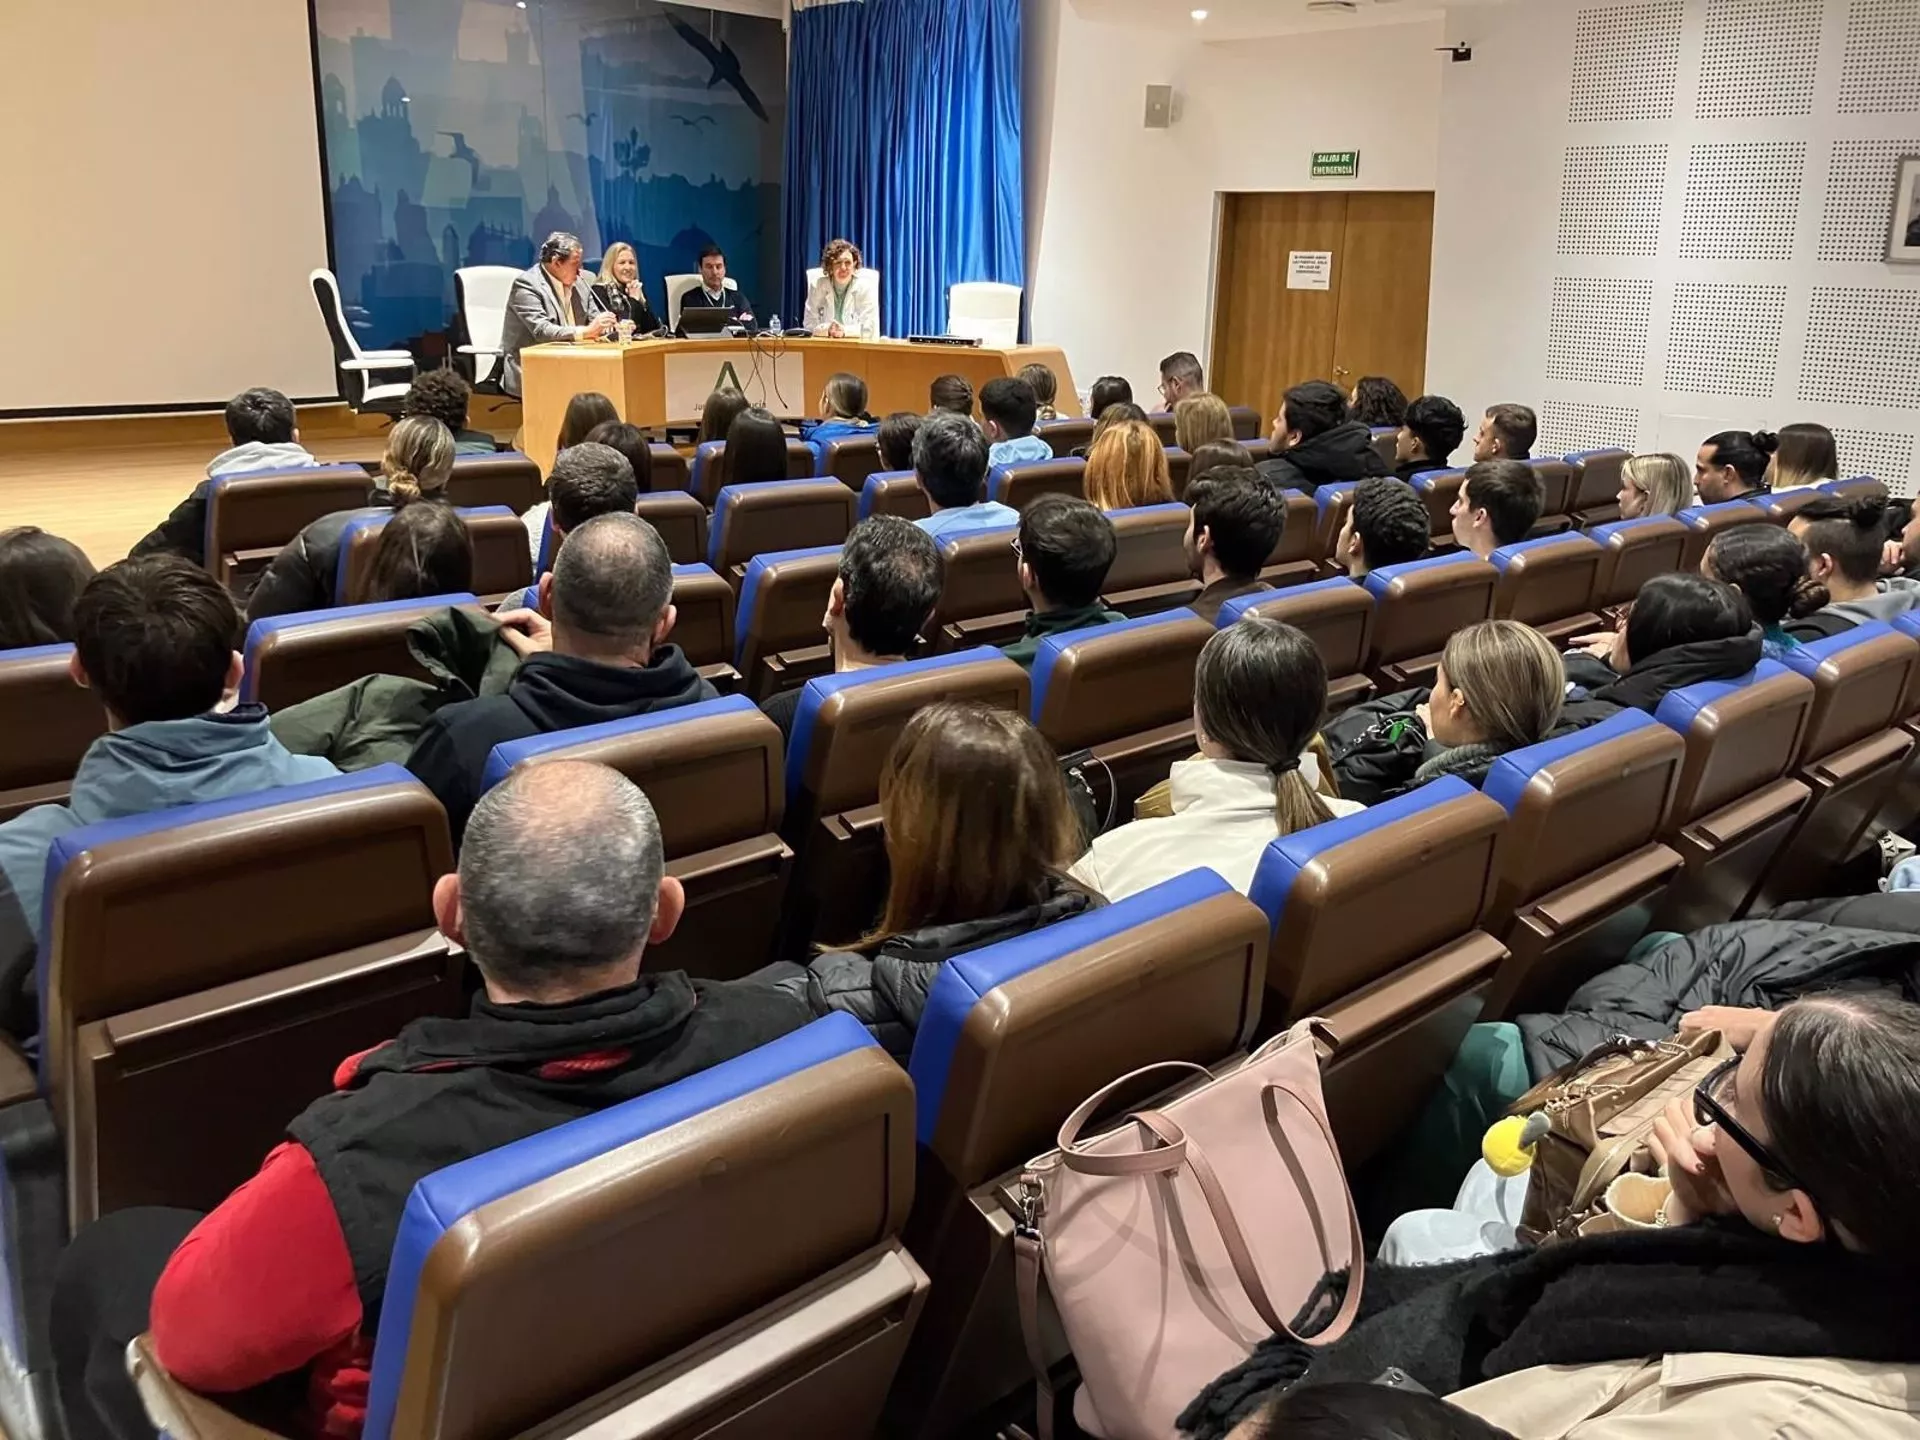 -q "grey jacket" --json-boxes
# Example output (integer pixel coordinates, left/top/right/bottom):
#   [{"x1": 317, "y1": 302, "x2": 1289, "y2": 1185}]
[{"x1": 499, "y1": 264, "x2": 601, "y2": 398}]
